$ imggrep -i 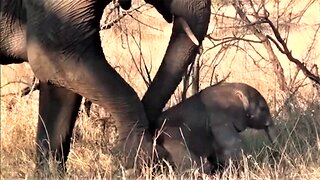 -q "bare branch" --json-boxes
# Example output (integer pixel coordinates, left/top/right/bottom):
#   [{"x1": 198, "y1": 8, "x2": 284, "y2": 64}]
[
  {"x1": 303, "y1": 25, "x2": 320, "y2": 61},
  {"x1": 0, "y1": 80, "x2": 34, "y2": 97},
  {"x1": 264, "y1": 17, "x2": 320, "y2": 85},
  {"x1": 101, "y1": 4, "x2": 162, "y2": 32},
  {"x1": 266, "y1": 35, "x2": 285, "y2": 53},
  {"x1": 125, "y1": 32, "x2": 150, "y2": 88},
  {"x1": 0, "y1": 81, "x2": 30, "y2": 89},
  {"x1": 232, "y1": 0, "x2": 288, "y2": 91},
  {"x1": 21, "y1": 79, "x2": 40, "y2": 96}
]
